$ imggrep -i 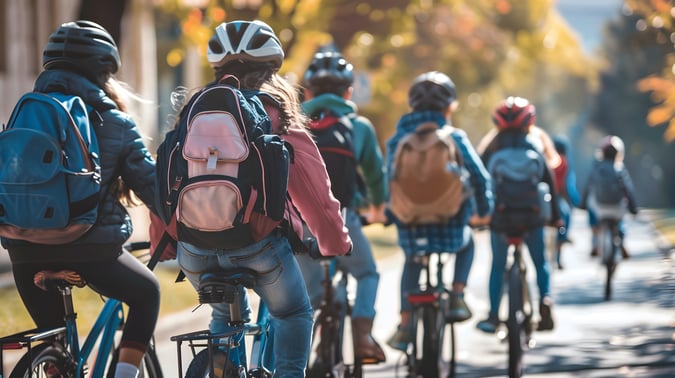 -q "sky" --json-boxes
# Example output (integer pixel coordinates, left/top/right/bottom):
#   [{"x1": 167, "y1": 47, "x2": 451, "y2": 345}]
[{"x1": 555, "y1": 0, "x2": 625, "y2": 54}]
